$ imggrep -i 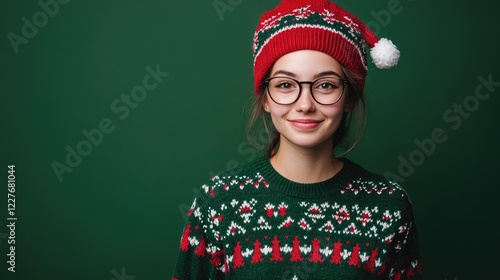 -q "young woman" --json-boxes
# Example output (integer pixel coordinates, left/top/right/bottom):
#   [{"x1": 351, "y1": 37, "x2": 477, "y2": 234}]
[{"x1": 172, "y1": 0, "x2": 422, "y2": 279}]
